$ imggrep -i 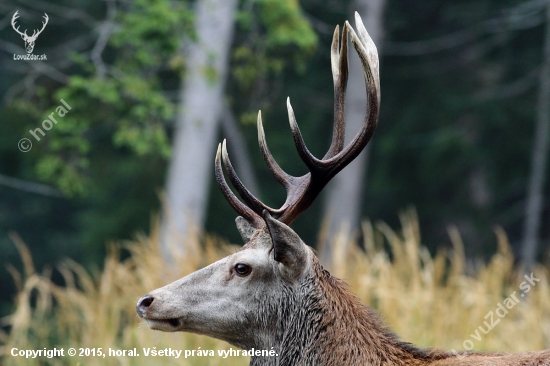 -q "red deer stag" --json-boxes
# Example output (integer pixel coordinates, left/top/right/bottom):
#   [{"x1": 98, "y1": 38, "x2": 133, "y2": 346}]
[{"x1": 137, "y1": 13, "x2": 550, "y2": 366}]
